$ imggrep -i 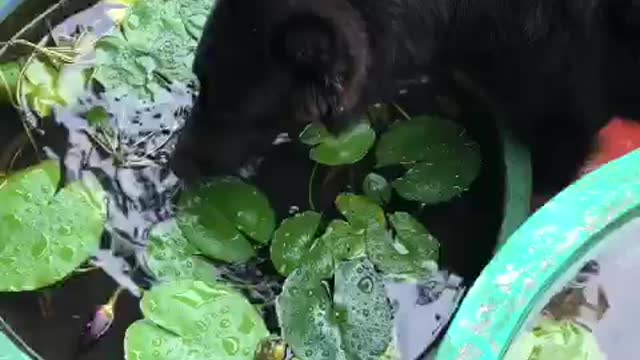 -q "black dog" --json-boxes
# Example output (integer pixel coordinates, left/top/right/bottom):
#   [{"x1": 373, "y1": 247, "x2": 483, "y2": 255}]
[{"x1": 172, "y1": 0, "x2": 640, "y2": 195}]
